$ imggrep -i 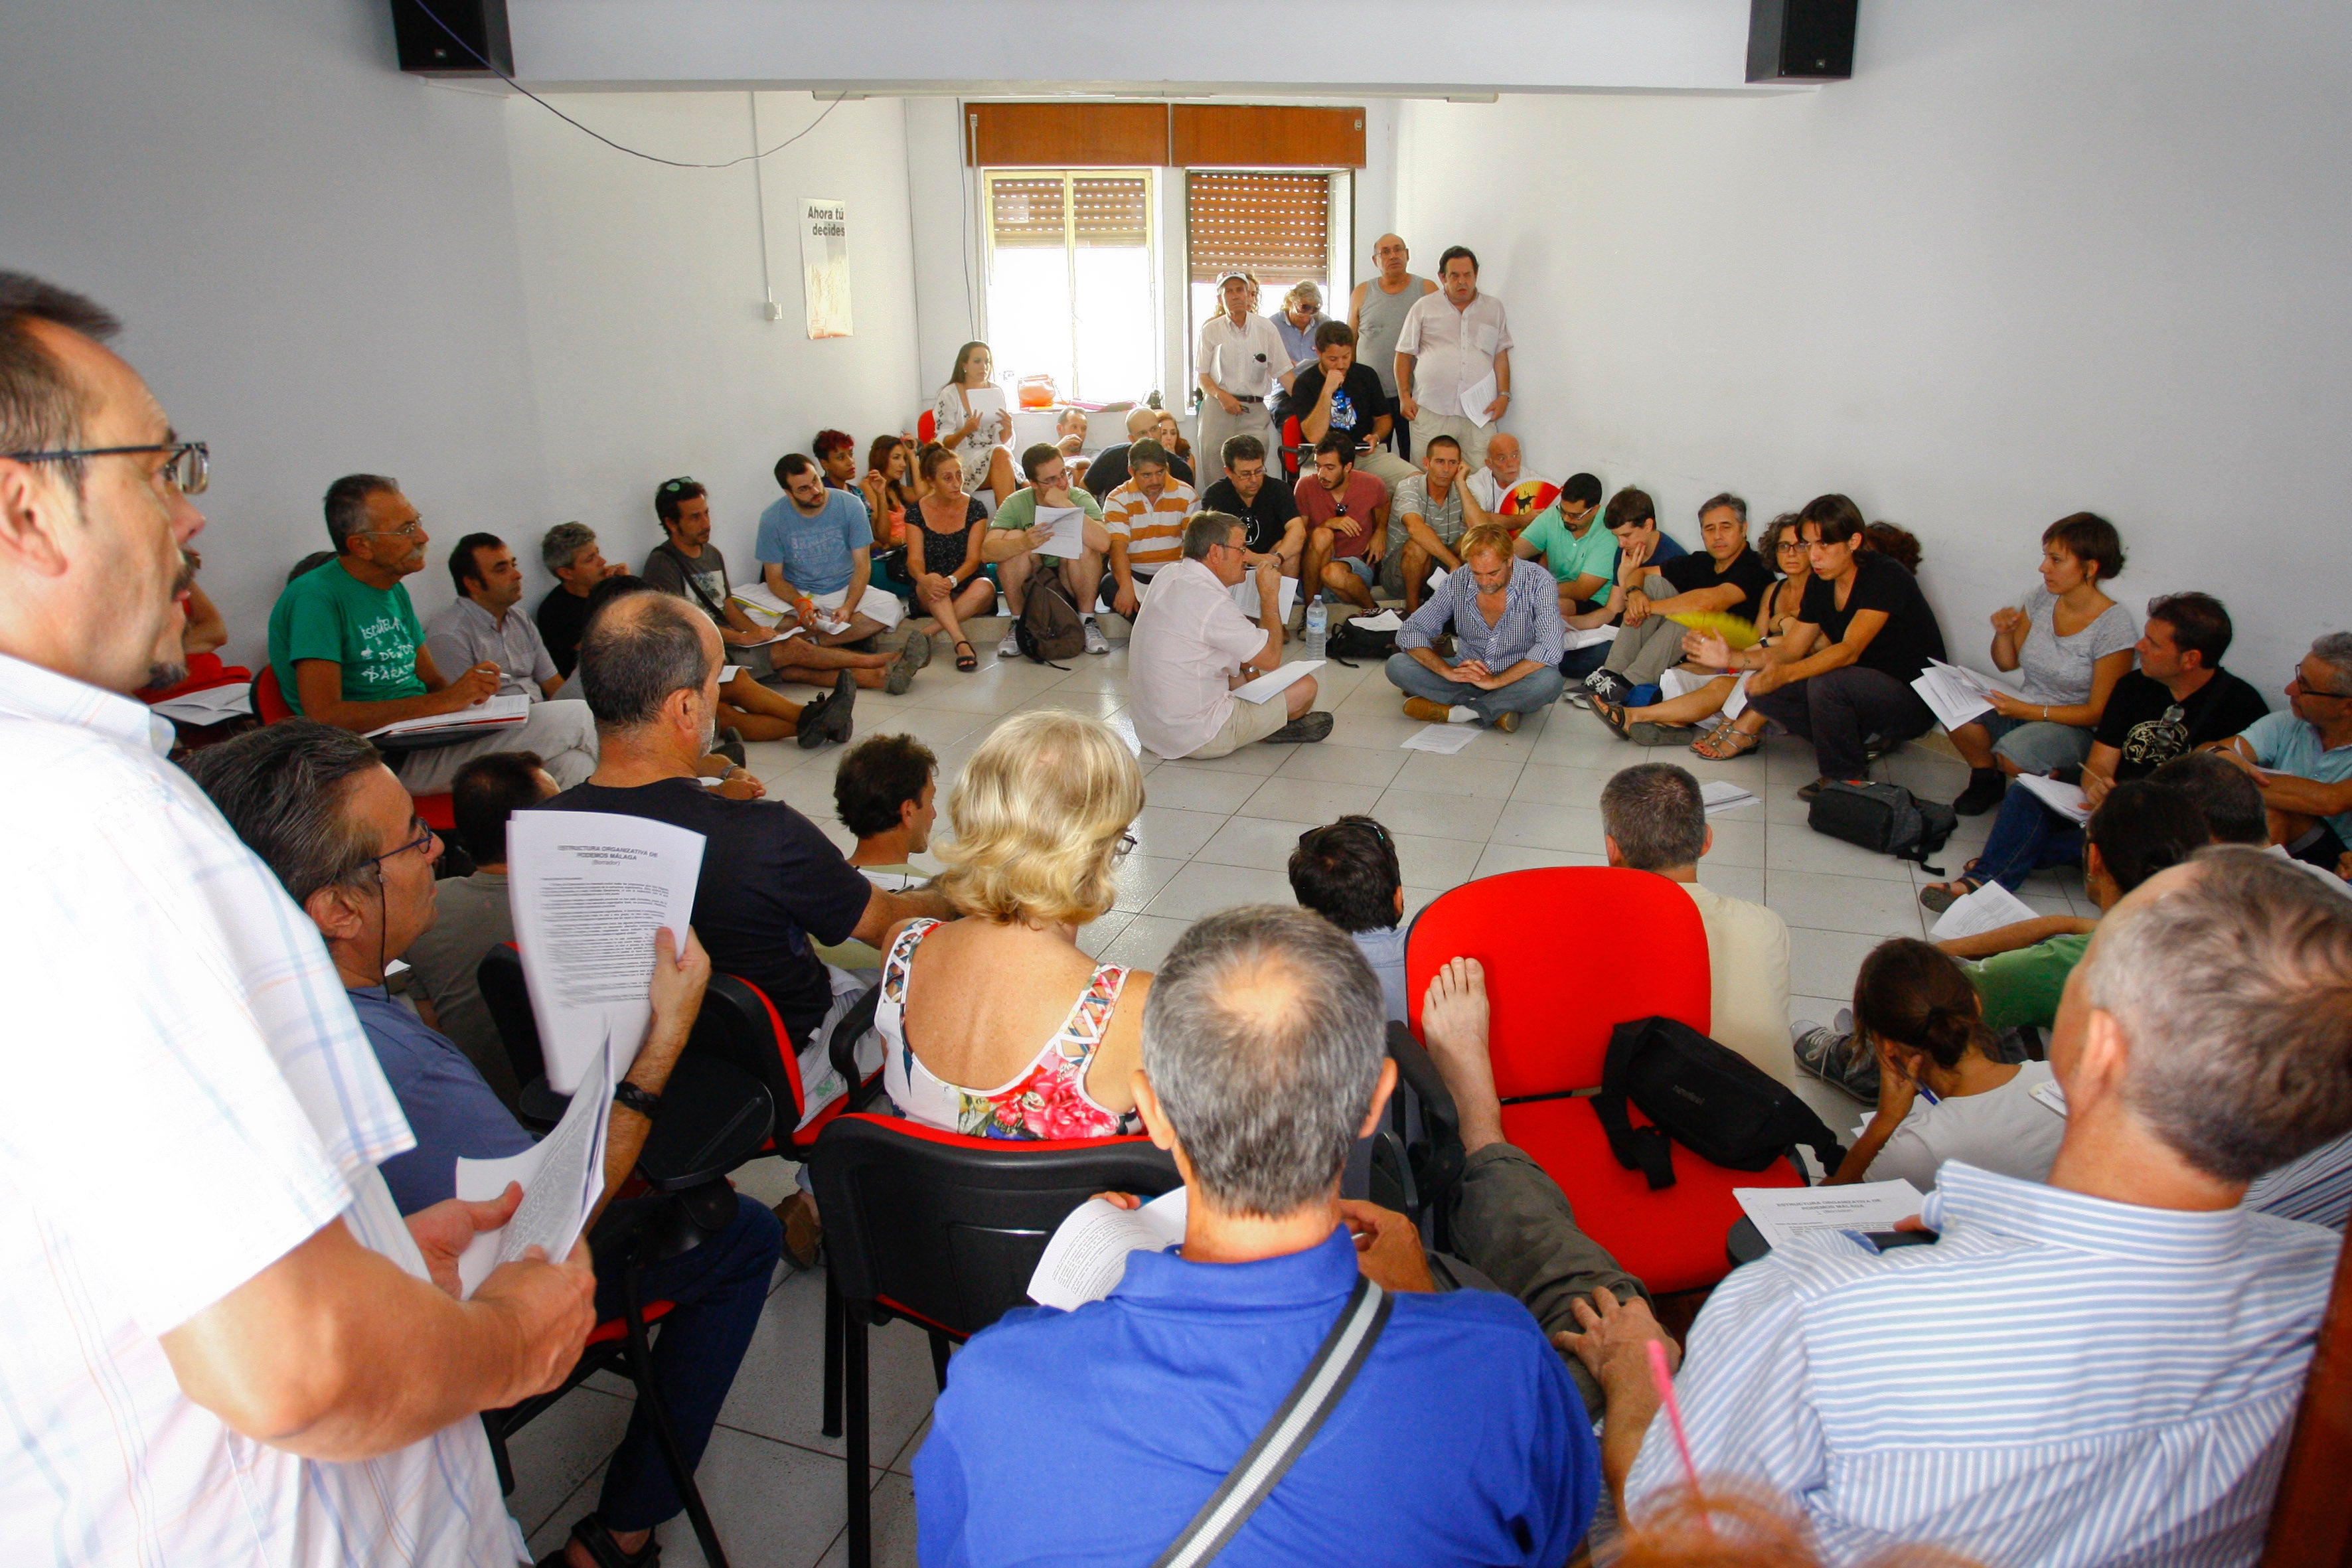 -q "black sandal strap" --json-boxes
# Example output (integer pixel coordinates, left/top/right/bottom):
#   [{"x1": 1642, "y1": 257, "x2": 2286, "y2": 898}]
[{"x1": 567, "y1": 1514, "x2": 660, "y2": 1568}]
